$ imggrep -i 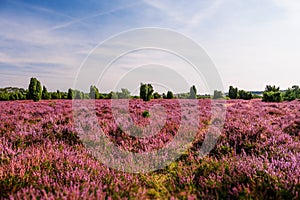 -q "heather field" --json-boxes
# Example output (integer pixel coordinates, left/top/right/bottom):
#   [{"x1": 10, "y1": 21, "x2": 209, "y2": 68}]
[{"x1": 1, "y1": 99, "x2": 300, "y2": 199}]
